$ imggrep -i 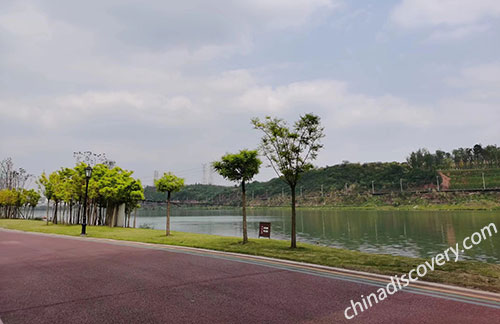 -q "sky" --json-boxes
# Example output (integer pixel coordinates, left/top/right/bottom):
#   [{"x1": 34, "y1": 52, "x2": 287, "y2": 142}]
[{"x1": 1, "y1": 0, "x2": 499, "y2": 186}]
